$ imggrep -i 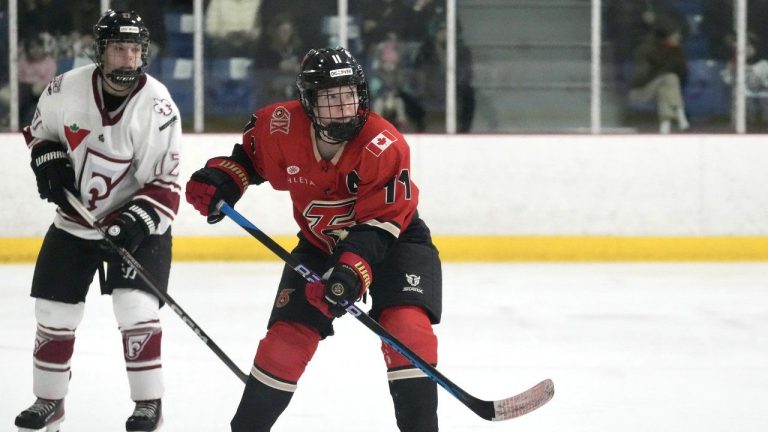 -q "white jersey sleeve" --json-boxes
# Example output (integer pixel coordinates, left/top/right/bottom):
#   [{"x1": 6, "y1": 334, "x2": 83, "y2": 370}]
[{"x1": 128, "y1": 77, "x2": 182, "y2": 235}]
